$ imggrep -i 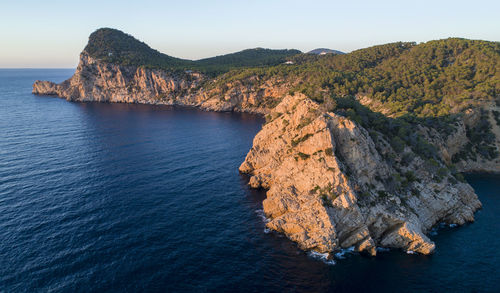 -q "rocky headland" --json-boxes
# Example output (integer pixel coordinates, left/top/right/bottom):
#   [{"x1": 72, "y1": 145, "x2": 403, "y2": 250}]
[{"x1": 33, "y1": 28, "x2": 500, "y2": 257}]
